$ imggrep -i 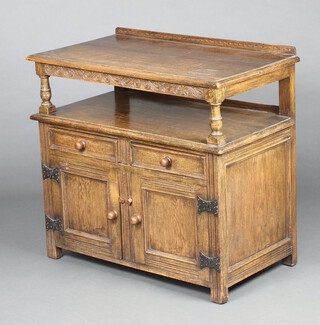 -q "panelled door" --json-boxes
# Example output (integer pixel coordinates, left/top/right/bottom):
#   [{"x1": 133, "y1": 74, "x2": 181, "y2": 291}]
[
  {"x1": 129, "y1": 170, "x2": 211, "y2": 283},
  {"x1": 48, "y1": 154, "x2": 122, "y2": 259}
]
